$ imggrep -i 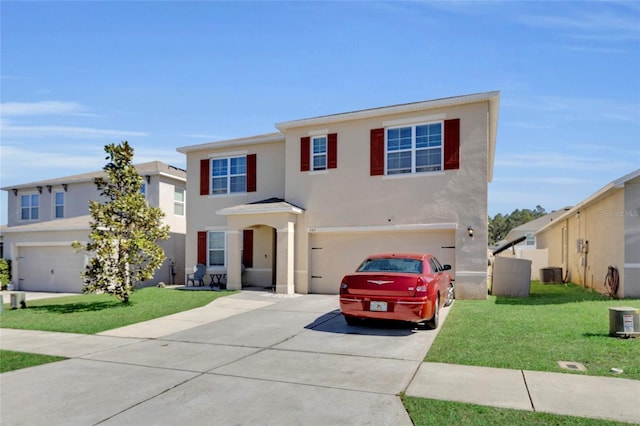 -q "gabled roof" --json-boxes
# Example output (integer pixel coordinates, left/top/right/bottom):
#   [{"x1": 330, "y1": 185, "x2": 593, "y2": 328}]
[
  {"x1": 176, "y1": 132, "x2": 285, "y2": 154},
  {"x1": 1, "y1": 161, "x2": 186, "y2": 191},
  {"x1": 0, "y1": 215, "x2": 91, "y2": 234},
  {"x1": 535, "y1": 168, "x2": 640, "y2": 235},
  {"x1": 217, "y1": 198, "x2": 304, "y2": 216},
  {"x1": 503, "y1": 207, "x2": 572, "y2": 241}
]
